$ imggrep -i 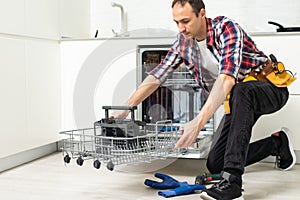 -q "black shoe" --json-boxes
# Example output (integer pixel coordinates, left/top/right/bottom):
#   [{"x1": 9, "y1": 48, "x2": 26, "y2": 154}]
[
  {"x1": 272, "y1": 127, "x2": 296, "y2": 171},
  {"x1": 200, "y1": 171, "x2": 243, "y2": 200}
]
